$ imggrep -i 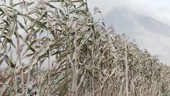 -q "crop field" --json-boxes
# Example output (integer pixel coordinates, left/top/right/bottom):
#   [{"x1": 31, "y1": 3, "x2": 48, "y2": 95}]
[{"x1": 0, "y1": 0, "x2": 170, "y2": 96}]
